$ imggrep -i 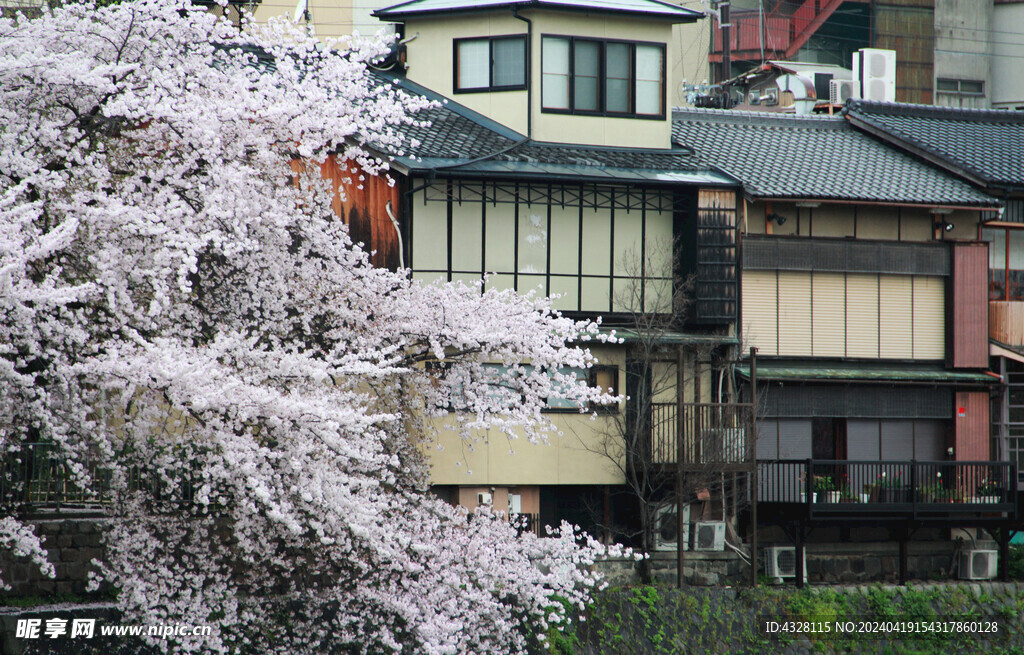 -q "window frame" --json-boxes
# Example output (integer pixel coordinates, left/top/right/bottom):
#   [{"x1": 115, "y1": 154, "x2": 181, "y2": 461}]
[
  {"x1": 540, "y1": 34, "x2": 666, "y2": 120},
  {"x1": 936, "y1": 78, "x2": 985, "y2": 96},
  {"x1": 453, "y1": 34, "x2": 528, "y2": 94}
]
